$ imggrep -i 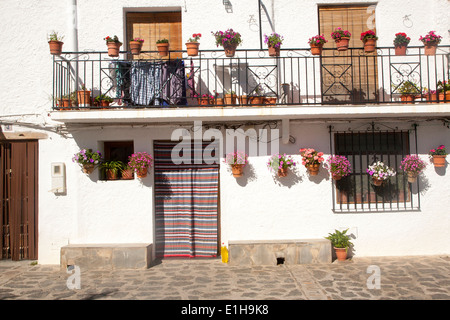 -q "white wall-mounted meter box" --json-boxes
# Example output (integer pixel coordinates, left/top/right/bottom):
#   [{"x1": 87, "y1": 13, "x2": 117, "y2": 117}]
[{"x1": 51, "y1": 162, "x2": 66, "y2": 193}]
